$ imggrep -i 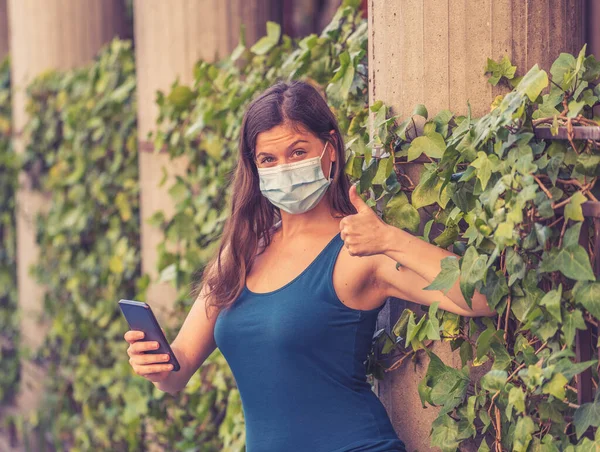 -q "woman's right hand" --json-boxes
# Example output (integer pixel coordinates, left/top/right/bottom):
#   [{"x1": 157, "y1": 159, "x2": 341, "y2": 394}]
[{"x1": 125, "y1": 330, "x2": 174, "y2": 383}]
